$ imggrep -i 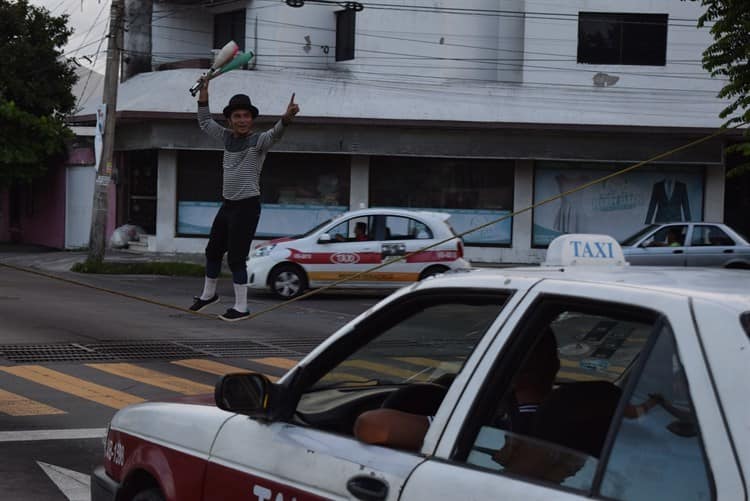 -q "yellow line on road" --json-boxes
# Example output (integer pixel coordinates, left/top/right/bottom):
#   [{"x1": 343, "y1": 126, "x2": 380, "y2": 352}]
[
  {"x1": 559, "y1": 359, "x2": 626, "y2": 373},
  {"x1": 0, "y1": 366, "x2": 144, "y2": 409},
  {"x1": 173, "y1": 359, "x2": 279, "y2": 383},
  {"x1": 0, "y1": 388, "x2": 66, "y2": 416},
  {"x1": 343, "y1": 360, "x2": 425, "y2": 381},
  {"x1": 87, "y1": 363, "x2": 213, "y2": 395},
  {"x1": 393, "y1": 357, "x2": 462, "y2": 372}
]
